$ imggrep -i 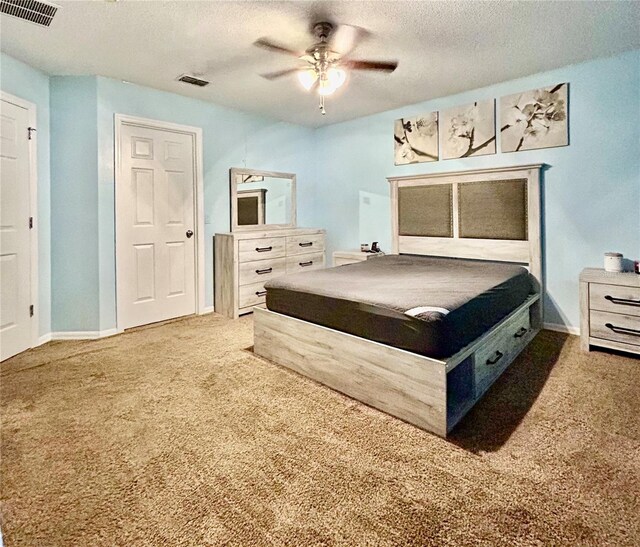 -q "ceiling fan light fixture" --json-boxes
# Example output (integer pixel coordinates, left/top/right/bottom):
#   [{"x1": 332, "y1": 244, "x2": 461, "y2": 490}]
[
  {"x1": 318, "y1": 67, "x2": 347, "y2": 96},
  {"x1": 297, "y1": 69, "x2": 318, "y2": 91},
  {"x1": 328, "y1": 67, "x2": 347, "y2": 89},
  {"x1": 256, "y1": 21, "x2": 397, "y2": 114}
]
